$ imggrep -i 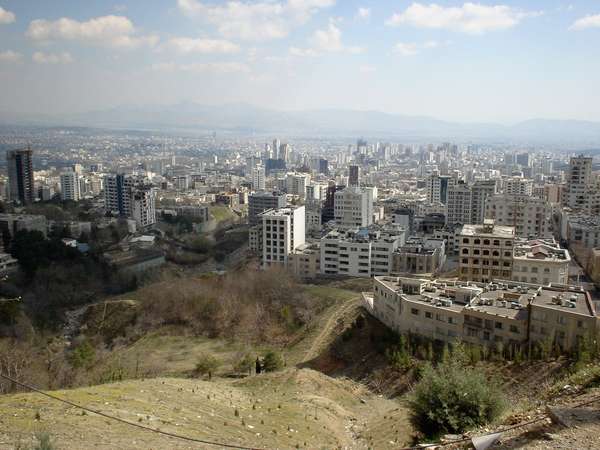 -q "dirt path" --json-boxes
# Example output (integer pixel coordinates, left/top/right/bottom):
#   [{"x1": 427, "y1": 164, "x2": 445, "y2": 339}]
[{"x1": 303, "y1": 297, "x2": 361, "y2": 363}]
